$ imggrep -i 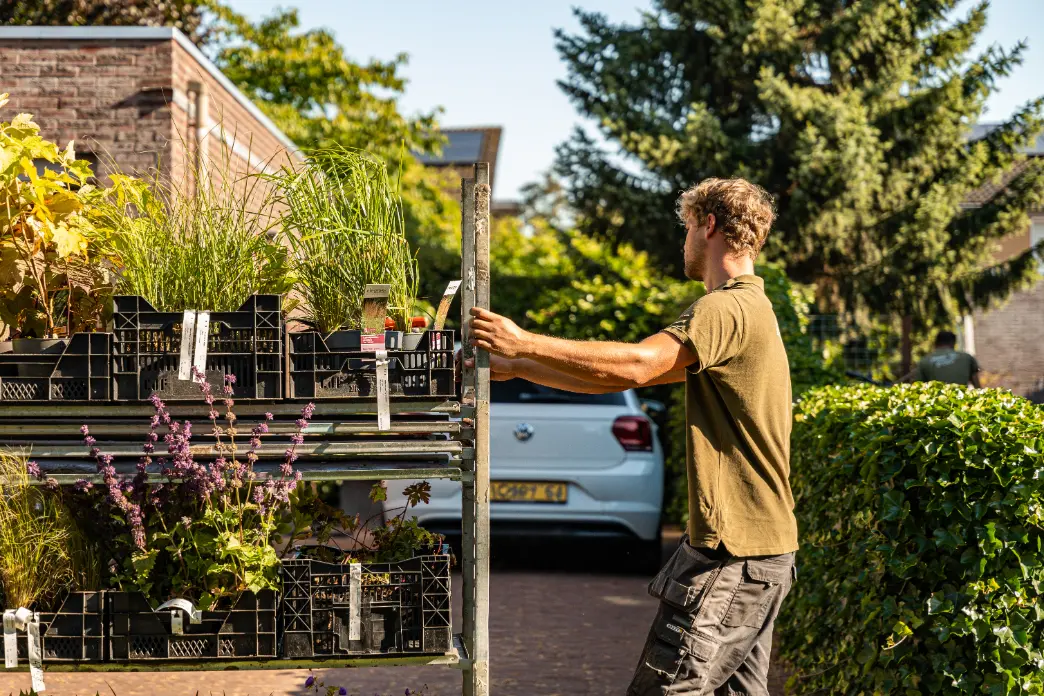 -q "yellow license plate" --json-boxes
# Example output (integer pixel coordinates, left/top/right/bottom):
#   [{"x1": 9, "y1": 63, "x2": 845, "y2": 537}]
[{"x1": 491, "y1": 481, "x2": 568, "y2": 504}]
